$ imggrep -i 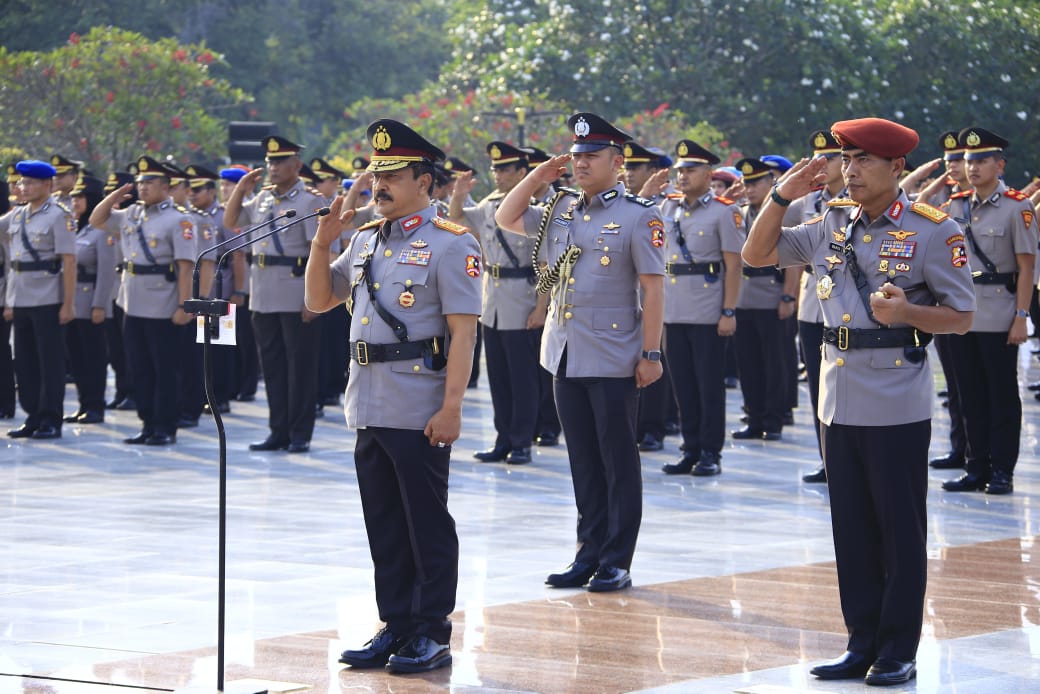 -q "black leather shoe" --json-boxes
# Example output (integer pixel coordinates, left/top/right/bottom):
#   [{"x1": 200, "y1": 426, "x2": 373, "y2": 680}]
[
  {"x1": 287, "y1": 440, "x2": 311, "y2": 454},
  {"x1": 664, "y1": 420, "x2": 680, "y2": 435},
  {"x1": 64, "y1": 411, "x2": 84, "y2": 423},
  {"x1": 691, "y1": 452, "x2": 721, "y2": 476},
  {"x1": 803, "y1": 465, "x2": 827, "y2": 483},
  {"x1": 731, "y1": 426, "x2": 763, "y2": 440},
  {"x1": 77, "y1": 410, "x2": 104, "y2": 424},
  {"x1": 473, "y1": 444, "x2": 510, "y2": 462},
  {"x1": 809, "y1": 651, "x2": 874, "y2": 680},
  {"x1": 31, "y1": 425, "x2": 61, "y2": 440},
  {"x1": 984, "y1": 470, "x2": 1013, "y2": 495},
  {"x1": 864, "y1": 657, "x2": 916, "y2": 686},
  {"x1": 782, "y1": 411, "x2": 795, "y2": 426},
  {"x1": 8, "y1": 424, "x2": 37, "y2": 439},
  {"x1": 506, "y1": 447, "x2": 531, "y2": 464},
  {"x1": 587, "y1": 565, "x2": 632, "y2": 592},
  {"x1": 1029, "y1": 381, "x2": 1040, "y2": 391},
  {"x1": 546, "y1": 561, "x2": 596, "y2": 588},
  {"x1": 929, "y1": 453, "x2": 965, "y2": 469},
  {"x1": 249, "y1": 436, "x2": 289, "y2": 451},
  {"x1": 114, "y1": 397, "x2": 137, "y2": 411},
  {"x1": 942, "y1": 472, "x2": 989, "y2": 492},
  {"x1": 145, "y1": 433, "x2": 176, "y2": 446},
  {"x1": 638, "y1": 433, "x2": 663, "y2": 451},
  {"x1": 534, "y1": 432, "x2": 558, "y2": 446},
  {"x1": 662, "y1": 455, "x2": 695, "y2": 475},
  {"x1": 723, "y1": 376, "x2": 738, "y2": 389},
  {"x1": 123, "y1": 431, "x2": 152, "y2": 445},
  {"x1": 385, "y1": 635, "x2": 451, "y2": 674},
  {"x1": 762, "y1": 430, "x2": 782, "y2": 441},
  {"x1": 177, "y1": 417, "x2": 199, "y2": 429},
  {"x1": 339, "y1": 626, "x2": 406, "y2": 668}
]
